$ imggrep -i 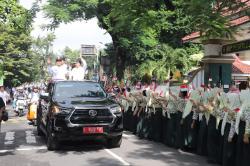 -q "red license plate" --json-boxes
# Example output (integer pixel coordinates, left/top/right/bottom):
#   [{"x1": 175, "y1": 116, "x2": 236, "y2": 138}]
[{"x1": 83, "y1": 127, "x2": 104, "y2": 134}]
